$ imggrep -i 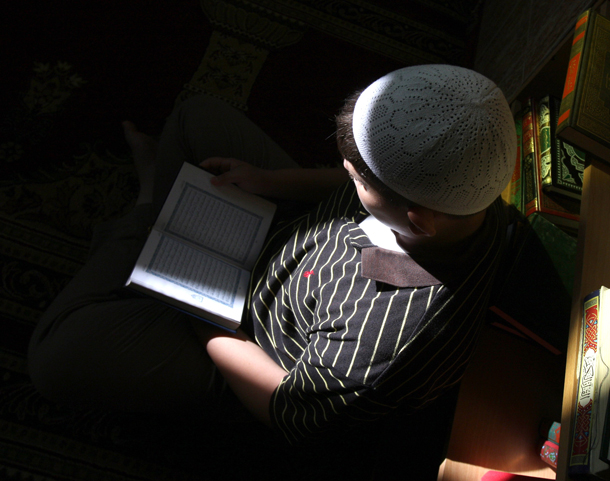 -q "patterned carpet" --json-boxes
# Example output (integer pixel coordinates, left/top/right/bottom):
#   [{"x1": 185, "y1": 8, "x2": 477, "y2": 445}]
[{"x1": 0, "y1": 1, "x2": 482, "y2": 479}]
